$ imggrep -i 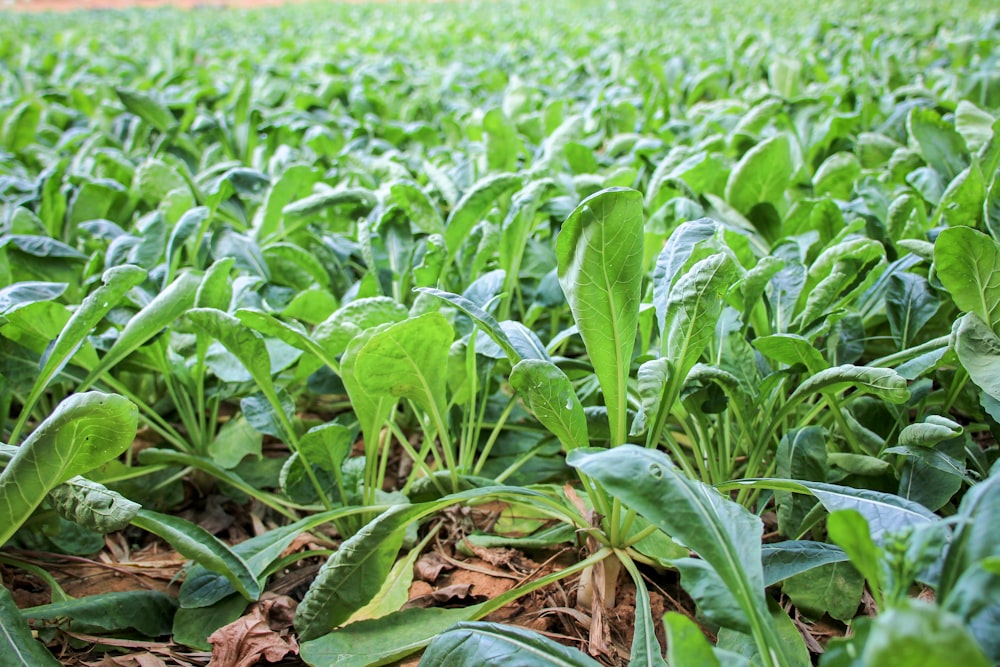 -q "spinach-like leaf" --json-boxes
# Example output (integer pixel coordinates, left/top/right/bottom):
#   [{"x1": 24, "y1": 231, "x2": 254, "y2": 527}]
[
  {"x1": 934, "y1": 226, "x2": 1000, "y2": 331},
  {"x1": 0, "y1": 392, "x2": 138, "y2": 545},
  {"x1": 557, "y1": 187, "x2": 644, "y2": 444}
]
